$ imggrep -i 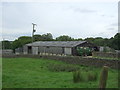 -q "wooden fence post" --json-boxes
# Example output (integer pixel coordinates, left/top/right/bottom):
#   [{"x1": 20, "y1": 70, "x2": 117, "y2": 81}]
[{"x1": 99, "y1": 66, "x2": 109, "y2": 90}]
